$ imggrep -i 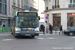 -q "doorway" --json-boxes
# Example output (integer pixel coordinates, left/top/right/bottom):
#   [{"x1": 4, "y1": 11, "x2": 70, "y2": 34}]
[{"x1": 53, "y1": 14, "x2": 61, "y2": 30}]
